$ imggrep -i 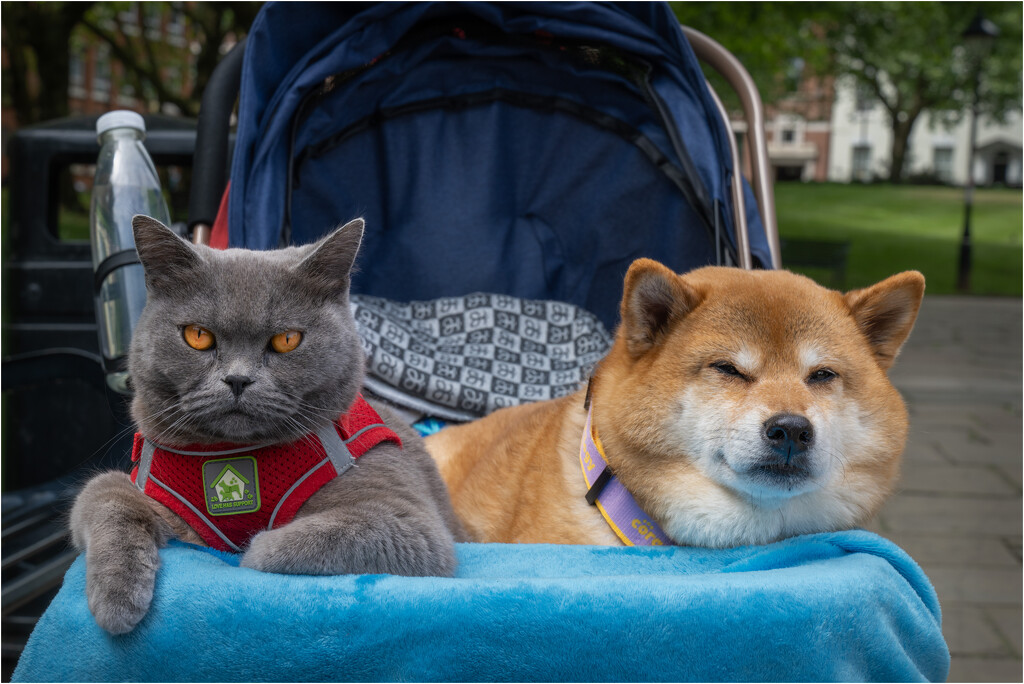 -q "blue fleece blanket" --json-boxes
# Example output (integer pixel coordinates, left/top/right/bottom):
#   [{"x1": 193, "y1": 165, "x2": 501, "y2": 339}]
[{"x1": 13, "y1": 531, "x2": 948, "y2": 682}]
